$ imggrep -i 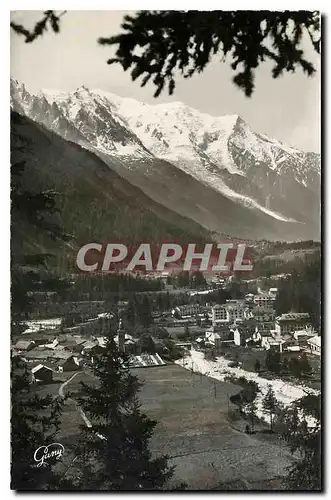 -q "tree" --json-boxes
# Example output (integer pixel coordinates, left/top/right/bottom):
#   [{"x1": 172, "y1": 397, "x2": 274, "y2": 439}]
[
  {"x1": 262, "y1": 385, "x2": 278, "y2": 431},
  {"x1": 265, "y1": 349, "x2": 281, "y2": 374},
  {"x1": 137, "y1": 295, "x2": 152, "y2": 328},
  {"x1": 274, "y1": 253, "x2": 321, "y2": 331},
  {"x1": 12, "y1": 11, "x2": 320, "y2": 98},
  {"x1": 11, "y1": 112, "x2": 69, "y2": 489},
  {"x1": 183, "y1": 324, "x2": 190, "y2": 340},
  {"x1": 282, "y1": 394, "x2": 321, "y2": 490},
  {"x1": 282, "y1": 357, "x2": 289, "y2": 373},
  {"x1": 100, "y1": 11, "x2": 320, "y2": 97},
  {"x1": 138, "y1": 334, "x2": 156, "y2": 354},
  {"x1": 289, "y1": 357, "x2": 303, "y2": 379},
  {"x1": 245, "y1": 400, "x2": 257, "y2": 433},
  {"x1": 189, "y1": 271, "x2": 206, "y2": 290},
  {"x1": 73, "y1": 337, "x2": 173, "y2": 490},
  {"x1": 300, "y1": 353, "x2": 312, "y2": 378},
  {"x1": 126, "y1": 297, "x2": 137, "y2": 327},
  {"x1": 163, "y1": 339, "x2": 183, "y2": 361},
  {"x1": 11, "y1": 10, "x2": 65, "y2": 43},
  {"x1": 254, "y1": 359, "x2": 261, "y2": 373},
  {"x1": 11, "y1": 357, "x2": 64, "y2": 490},
  {"x1": 229, "y1": 379, "x2": 259, "y2": 414},
  {"x1": 177, "y1": 271, "x2": 190, "y2": 288}
]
